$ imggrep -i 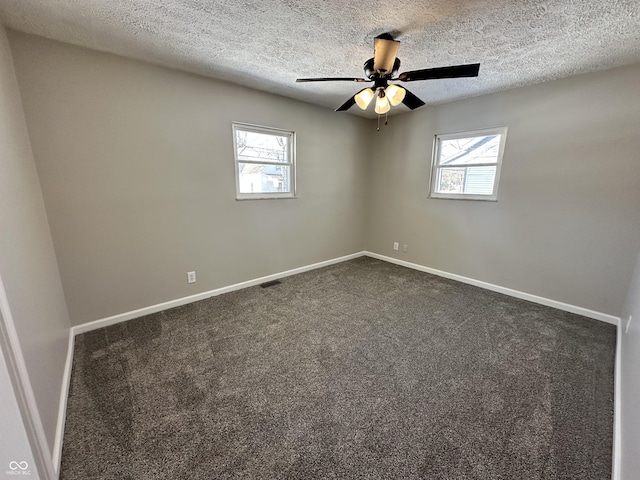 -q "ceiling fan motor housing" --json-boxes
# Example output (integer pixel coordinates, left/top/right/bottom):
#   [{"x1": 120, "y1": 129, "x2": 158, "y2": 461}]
[{"x1": 364, "y1": 57, "x2": 401, "y2": 79}]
